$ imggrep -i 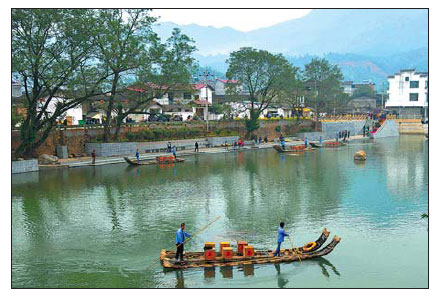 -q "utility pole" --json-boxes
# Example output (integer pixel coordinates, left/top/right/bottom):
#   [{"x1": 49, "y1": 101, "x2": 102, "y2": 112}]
[
  {"x1": 203, "y1": 71, "x2": 213, "y2": 132},
  {"x1": 381, "y1": 82, "x2": 384, "y2": 109}
]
